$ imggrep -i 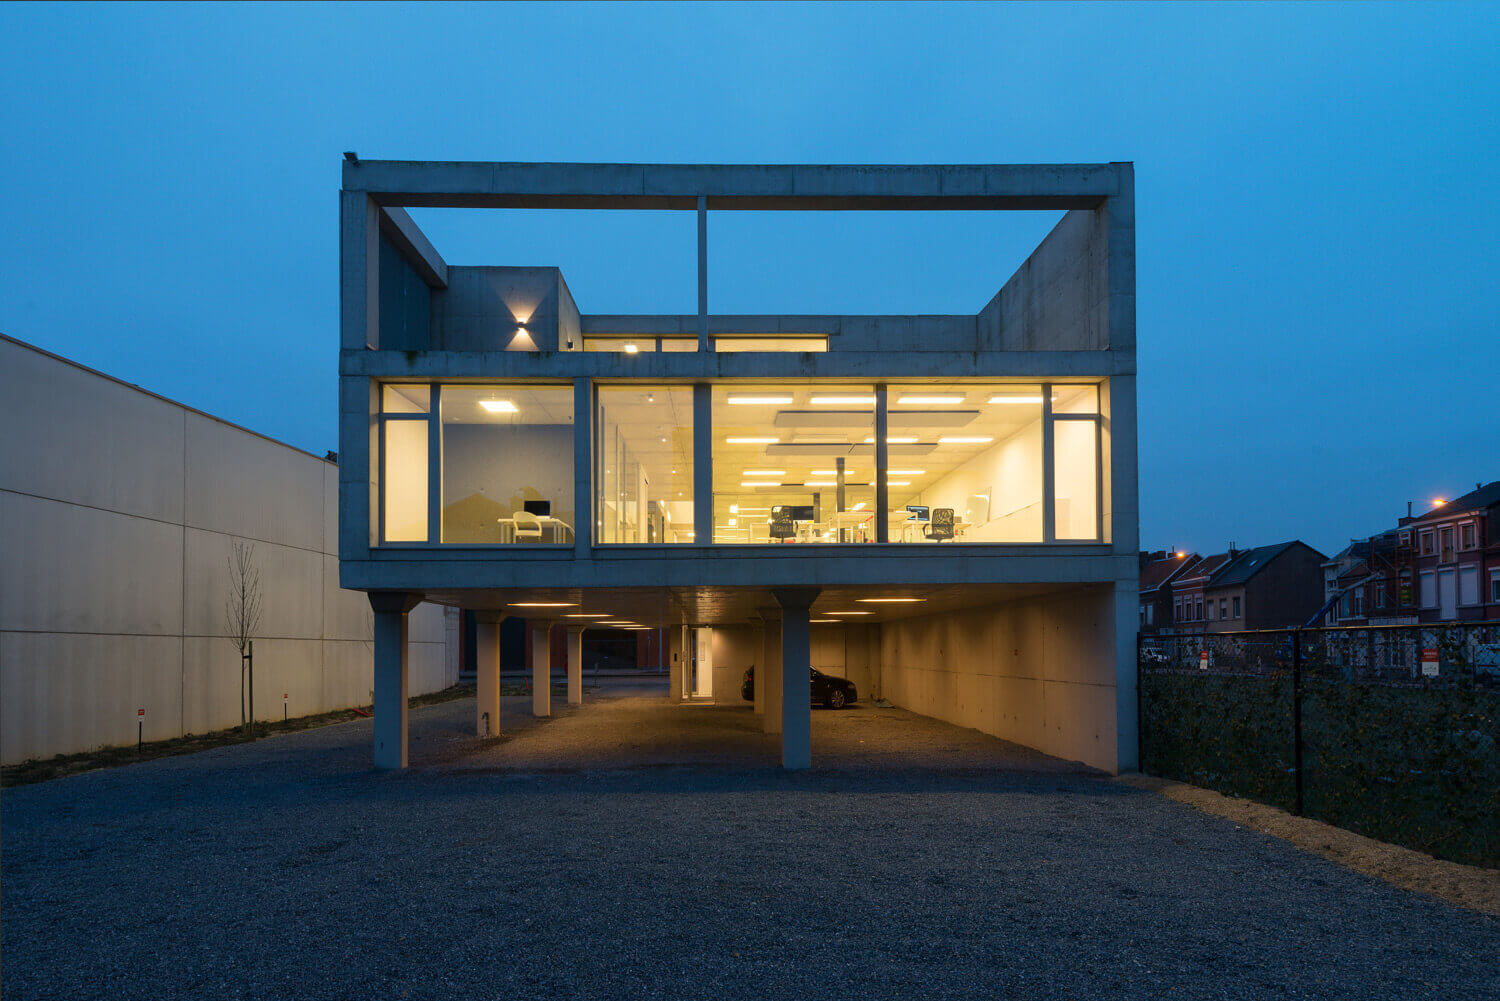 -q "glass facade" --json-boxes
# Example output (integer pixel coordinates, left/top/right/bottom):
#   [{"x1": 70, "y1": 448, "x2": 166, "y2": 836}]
[
  {"x1": 596, "y1": 386, "x2": 694, "y2": 543},
  {"x1": 374, "y1": 379, "x2": 1105, "y2": 546}
]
